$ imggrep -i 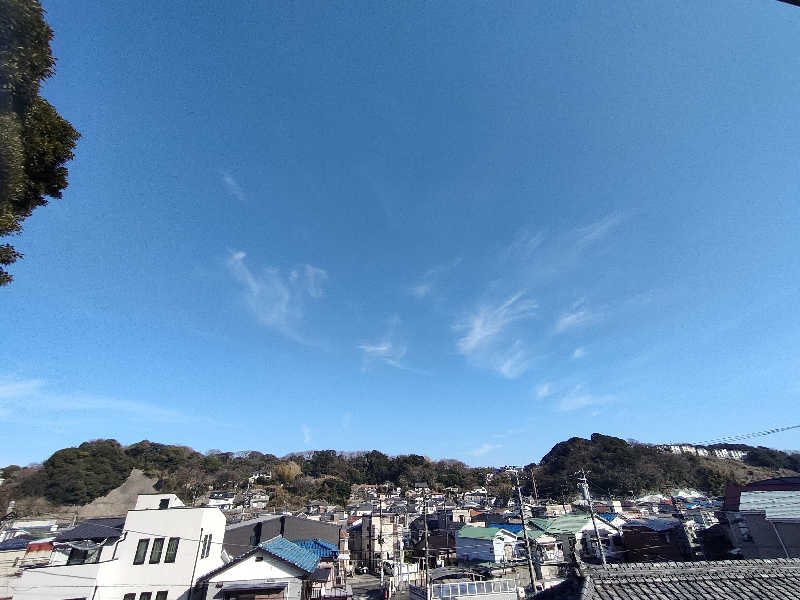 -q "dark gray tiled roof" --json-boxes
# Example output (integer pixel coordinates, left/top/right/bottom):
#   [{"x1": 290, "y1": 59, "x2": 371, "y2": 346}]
[
  {"x1": 581, "y1": 559, "x2": 800, "y2": 600},
  {"x1": 54, "y1": 517, "x2": 125, "y2": 542}
]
